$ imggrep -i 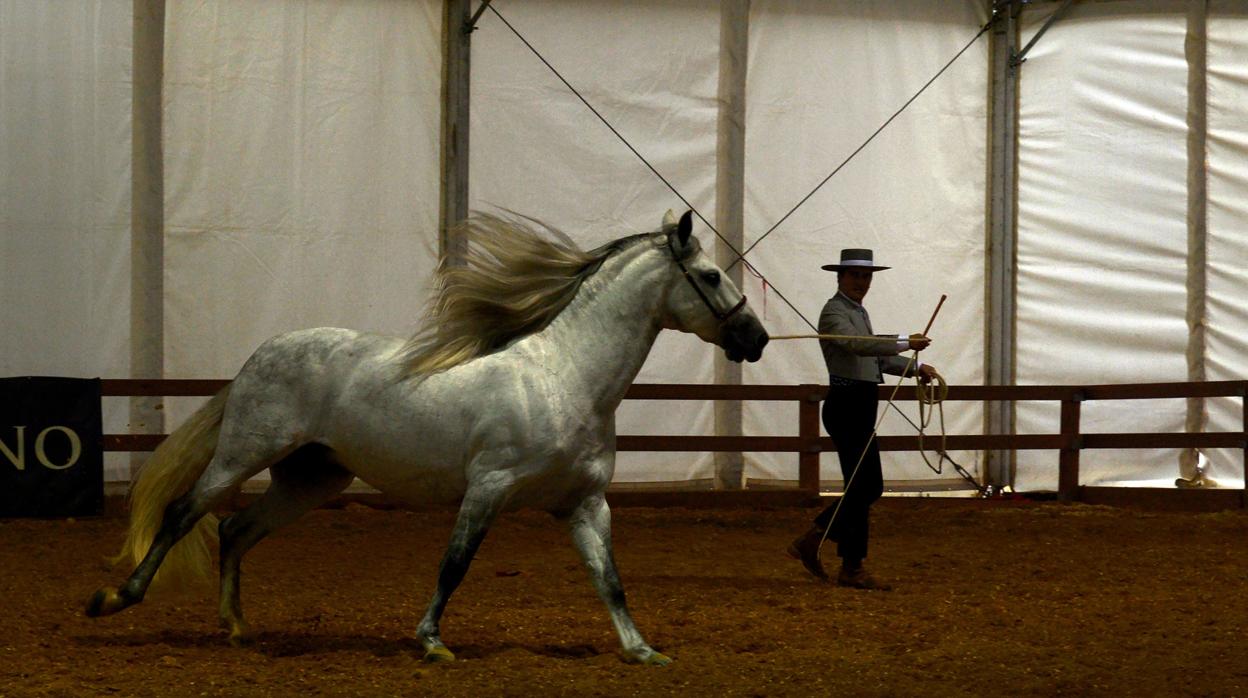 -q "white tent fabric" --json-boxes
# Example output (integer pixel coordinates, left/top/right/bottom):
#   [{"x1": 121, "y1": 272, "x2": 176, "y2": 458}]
[
  {"x1": 162, "y1": 0, "x2": 443, "y2": 431},
  {"x1": 741, "y1": 0, "x2": 989, "y2": 486},
  {"x1": 471, "y1": 0, "x2": 990, "y2": 485},
  {"x1": 1205, "y1": 6, "x2": 1248, "y2": 488},
  {"x1": 0, "y1": 0, "x2": 133, "y2": 481},
  {"x1": 1016, "y1": 2, "x2": 1191, "y2": 490},
  {"x1": 468, "y1": 0, "x2": 722, "y2": 484},
  {"x1": 2, "y1": 0, "x2": 1243, "y2": 490}
]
